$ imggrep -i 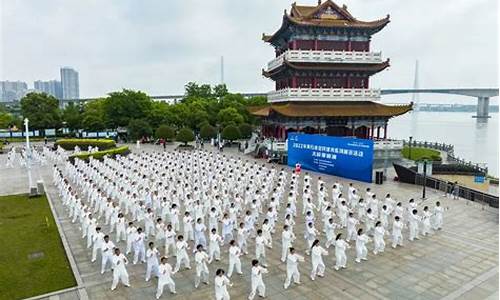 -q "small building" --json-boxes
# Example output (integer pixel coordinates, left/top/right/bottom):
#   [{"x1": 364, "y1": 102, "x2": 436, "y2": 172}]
[{"x1": 250, "y1": 0, "x2": 412, "y2": 141}]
